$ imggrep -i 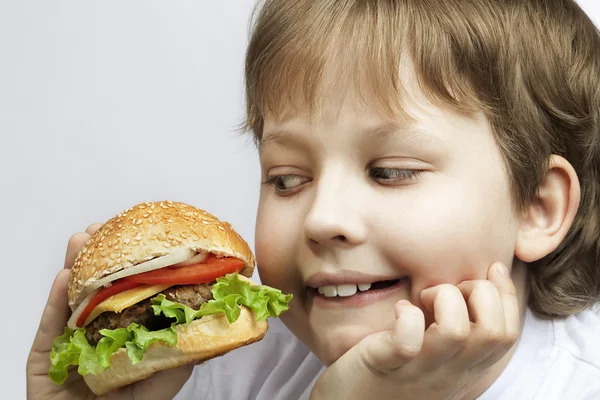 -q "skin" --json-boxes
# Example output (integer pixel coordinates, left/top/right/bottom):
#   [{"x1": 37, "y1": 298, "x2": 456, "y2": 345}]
[
  {"x1": 254, "y1": 62, "x2": 579, "y2": 398},
  {"x1": 256, "y1": 93, "x2": 522, "y2": 364}
]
